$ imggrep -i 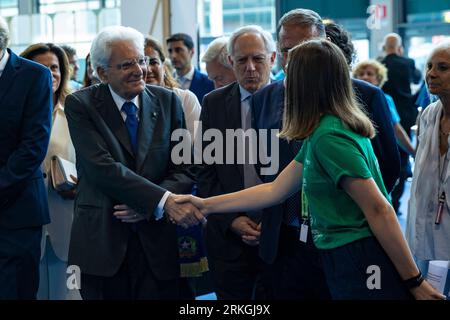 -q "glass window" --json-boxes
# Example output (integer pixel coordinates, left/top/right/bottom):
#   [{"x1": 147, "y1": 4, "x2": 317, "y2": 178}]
[
  {"x1": 9, "y1": 14, "x2": 53, "y2": 54},
  {"x1": 199, "y1": 0, "x2": 276, "y2": 38},
  {"x1": 39, "y1": 0, "x2": 101, "y2": 14},
  {"x1": 0, "y1": 0, "x2": 18, "y2": 17},
  {"x1": 6, "y1": 0, "x2": 121, "y2": 79}
]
